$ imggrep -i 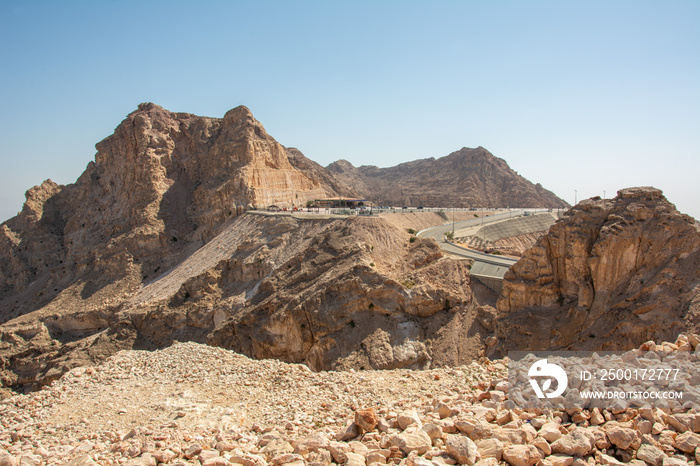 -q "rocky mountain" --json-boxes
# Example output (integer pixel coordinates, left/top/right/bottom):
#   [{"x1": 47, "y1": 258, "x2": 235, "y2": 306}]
[
  {"x1": 0, "y1": 103, "x2": 354, "y2": 325},
  {"x1": 327, "y1": 147, "x2": 568, "y2": 209},
  {"x1": 1, "y1": 103, "x2": 517, "y2": 393},
  {"x1": 494, "y1": 187, "x2": 700, "y2": 353}
]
